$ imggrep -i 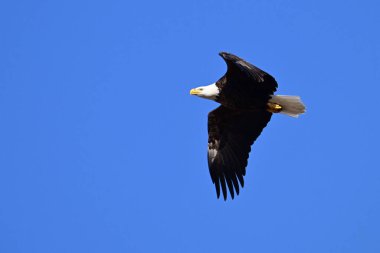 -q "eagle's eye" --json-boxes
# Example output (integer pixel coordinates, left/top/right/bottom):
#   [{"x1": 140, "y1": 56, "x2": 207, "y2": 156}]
[{"x1": 199, "y1": 88, "x2": 203, "y2": 91}]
